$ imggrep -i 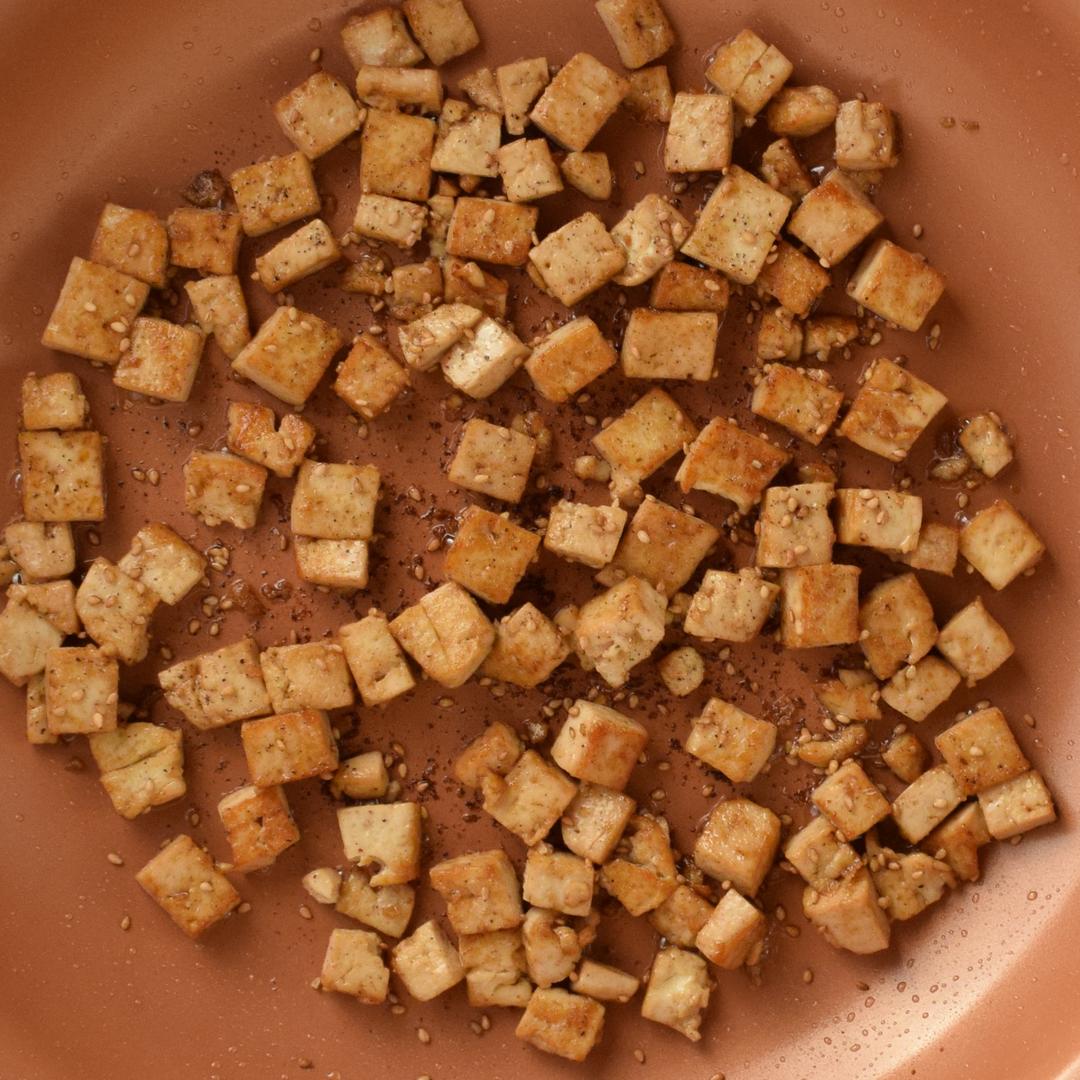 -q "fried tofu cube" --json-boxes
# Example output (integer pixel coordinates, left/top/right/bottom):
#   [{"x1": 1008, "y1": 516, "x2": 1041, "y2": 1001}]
[
  {"x1": 185, "y1": 275, "x2": 251, "y2": 359},
  {"x1": 921, "y1": 802, "x2": 990, "y2": 883},
  {"x1": 401, "y1": 0, "x2": 478, "y2": 64},
  {"x1": 838, "y1": 357, "x2": 947, "y2": 462},
  {"x1": 517, "y1": 987, "x2": 605, "y2": 1062},
  {"x1": 881, "y1": 654, "x2": 960, "y2": 723},
  {"x1": 337, "y1": 870, "x2": 415, "y2": 938},
  {"x1": 803, "y1": 867, "x2": 889, "y2": 954},
  {"x1": 592, "y1": 388, "x2": 696, "y2": 486},
  {"x1": 681, "y1": 166, "x2": 792, "y2": 284},
  {"x1": 259, "y1": 641, "x2": 355, "y2": 713},
  {"x1": 430, "y1": 849, "x2": 524, "y2": 934},
  {"x1": 113, "y1": 316, "x2": 205, "y2": 402},
  {"x1": 648, "y1": 261, "x2": 729, "y2": 314},
  {"x1": 75, "y1": 558, "x2": 157, "y2": 663},
  {"x1": 480, "y1": 603, "x2": 569, "y2": 687},
  {"x1": 521, "y1": 846, "x2": 593, "y2": 917},
  {"x1": 355, "y1": 65, "x2": 442, "y2": 113},
  {"x1": 89, "y1": 203, "x2": 168, "y2": 287},
  {"x1": 756, "y1": 482, "x2": 835, "y2": 568},
  {"x1": 696, "y1": 888, "x2": 767, "y2": 970},
  {"x1": 117, "y1": 522, "x2": 204, "y2": 606},
  {"x1": 694, "y1": 797, "x2": 780, "y2": 895},
  {"x1": 431, "y1": 101, "x2": 501, "y2": 177},
  {"x1": 459, "y1": 928, "x2": 531, "y2": 1008},
  {"x1": 352, "y1": 193, "x2": 427, "y2": 249},
  {"x1": 4, "y1": 521, "x2": 75, "y2": 582},
  {"x1": 496, "y1": 138, "x2": 563, "y2": 202},
  {"x1": 960, "y1": 500, "x2": 1045, "y2": 590},
  {"x1": 136, "y1": 835, "x2": 241, "y2": 938},
  {"x1": 640, "y1": 947, "x2": 709, "y2": 1041},
  {"x1": 459, "y1": 66, "x2": 503, "y2": 112},
  {"x1": 399, "y1": 303, "x2": 483, "y2": 371},
  {"x1": 274, "y1": 71, "x2": 363, "y2": 160},
  {"x1": 291, "y1": 459, "x2": 379, "y2": 541},
  {"x1": 596, "y1": 0, "x2": 674, "y2": 68},
  {"x1": 858, "y1": 573, "x2": 937, "y2": 682},
  {"x1": 338, "y1": 613, "x2": 415, "y2": 707},
  {"x1": 331, "y1": 334, "x2": 410, "y2": 423},
  {"x1": 338, "y1": 802, "x2": 423, "y2": 887},
  {"x1": 453, "y1": 720, "x2": 524, "y2": 790},
  {"x1": 624, "y1": 64, "x2": 674, "y2": 122},
  {"x1": 232, "y1": 306, "x2": 344, "y2": 408},
  {"x1": 561, "y1": 783, "x2": 634, "y2": 864},
  {"x1": 752, "y1": 366, "x2": 843, "y2": 446},
  {"x1": 447, "y1": 196, "x2": 538, "y2": 266},
  {"x1": 183, "y1": 450, "x2": 267, "y2": 530},
  {"x1": 978, "y1": 771, "x2": 1056, "y2": 840},
  {"x1": 759, "y1": 137, "x2": 814, "y2": 202},
  {"x1": 529, "y1": 212, "x2": 626, "y2": 305},
  {"x1": 766, "y1": 85, "x2": 839, "y2": 137},
  {"x1": 530, "y1": 52, "x2": 628, "y2": 151},
  {"x1": 524, "y1": 317, "x2": 616, "y2": 403},
  {"x1": 779, "y1": 563, "x2": 859, "y2": 648},
  {"x1": 294, "y1": 538, "x2": 369, "y2": 589},
  {"x1": 443, "y1": 258, "x2": 508, "y2": 317},
  {"x1": 684, "y1": 568, "x2": 778, "y2": 641},
  {"x1": 658, "y1": 645, "x2": 704, "y2": 696},
  {"x1": 847, "y1": 239, "x2": 945, "y2": 331},
  {"x1": 647, "y1": 884, "x2": 713, "y2": 948},
  {"x1": 393, "y1": 920, "x2": 466, "y2": 1002},
  {"x1": 543, "y1": 501, "x2": 626, "y2": 569},
  {"x1": 756, "y1": 306, "x2": 803, "y2": 361},
  {"x1": 811, "y1": 760, "x2": 889, "y2": 840},
  {"x1": 167, "y1": 208, "x2": 244, "y2": 275},
  {"x1": 937, "y1": 597, "x2": 1014, "y2": 683},
  {"x1": 882, "y1": 731, "x2": 928, "y2": 784},
  {"x1": 795, "y1": 724, "x2": 869, "y2": 770},
  {"x1": 229, "y1": 152, "x2": 320, "y2": 237},
  {"x1": 935, "y1": 706, "x2": 1030, "y2": 796},
  {"x1": 559, "y1": 151, "x2": 613, "y2": 200},
  {"x1": 890, "y1": 763, "x2": 965, "y2": 844},
  {"x1": 330, "y1": 752, "x2": 390, "y2": 802},
  {"x1": 835, "y1": 100, "x2": 899, "y2": 171},
  {"x1": 225, "y1": 402, "x2": 314, "y2": 479},
  {"x1": 159, "y1": 637, "x2": 272, "y2": 729},
  {"x1": 340, "y1": 7, "x2": 423, "y2": 68},
  {"x1": 757, "y1": 239, "x2": 830, "y2": 317},
  {"x1": 551, "y1": 700, "x2": 648, "y2": 790},
  {"x1": 89, "y1": 721, "x2": 185, "y2": 817},
  {"x1": 448, "y1": 418, "x2": 536, "y2": 503},
  {"x1": 358, "y1": 108, "x2": 435, "y2": 203},
  {"x1": 18, "y1": 431, "x2": 104, "y2": 522},
  {"x1": 571, "y1": 959, "x2": 639, "y2": 1004},
  {"x1": 441, "y1": 316, "x2": 530, "y2": 399},
  {"x1": 241, "y1": 708, "x2": 339, "y2": 786},
  {"x1": 484, "y1": 750, "x2": 578, "y2": 845},
  {"x1": 217, "y1": 784, "x2": 299, "y2": 871},
  {"x1": 788, "y1": 169, "x2": 883, "y2": 266},
  {"x1": 814, "y1": 667, "x2": 881, "y2": 722},
  {"x1": 706, "y1": 28, "x2": 793, "y2": 116},
  {"x1": 898, "y1": 521, "x2": 960, "y2": 576},
  {"x1": 612, "y1": 195, "x2": 691, "y2": 288},
  {"x1": 445, "y1": 506, "x2": 539, "y2": 605},
  {"x1": 676, "y1": 418, "x2": 790, "y2": 514},
  {"x1": 43, "y1": 646, "x2": 118, "y2": 735},
  {"x1": 601, "y1": 813, "x2": 677, "y2": 914},
  {"x1": 959, "y1": 414, "x2": 1013, "y2": 478},
  {"x1": 685, "y1": 697, "x2": 777, "y2": 784},
  {"x1": 41, "y1": 257, "x2": 150, "y2": 364},
  {"x1": 783, "y1": 815, "x2": 860, "y2": 889},
  {"x1": 621, "y1": 309, "x2": 716, "y2": 381},
  {"x1": 664, "y1": 92, "x2": 733, "y2": 173},
  {"x1": 320, "y1": 928, "x2": 389, "y2": 1004},
  {"x1": 20, "y1": 372, "x2": 89, "y2": 432},
  {"x1": 496, "y1": 57, "x2": 550, "y2": 135},
  {"x1": 574, "y1": 577, "x2": 667, "y2": 687},
  {"x1": 254, "y1": 219, "x2": 342, "y2": 294}
]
